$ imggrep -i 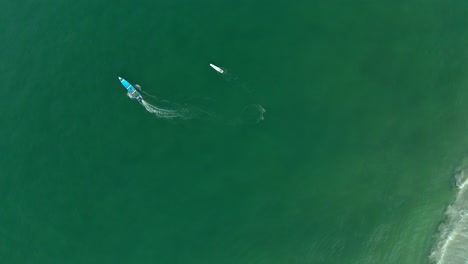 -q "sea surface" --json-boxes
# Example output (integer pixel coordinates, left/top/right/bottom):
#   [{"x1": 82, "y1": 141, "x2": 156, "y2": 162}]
[{"x1": 1, "y1": 1, "x2": 468, "y2": 263}]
